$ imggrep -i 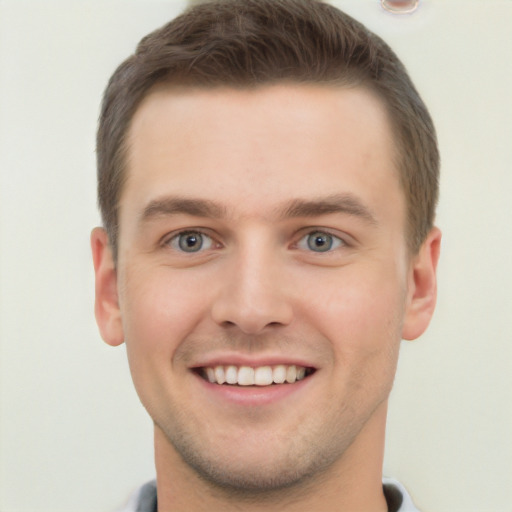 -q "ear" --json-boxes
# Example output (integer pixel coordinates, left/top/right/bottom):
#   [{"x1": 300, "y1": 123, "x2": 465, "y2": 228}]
[
  {"x1": 91, "y1": 227, "x2": 124, "y2": 346},
  {"x1": 402, "y1": 227, "x2": 442, "y2": 341}
]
